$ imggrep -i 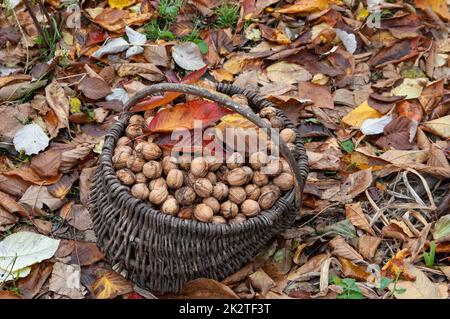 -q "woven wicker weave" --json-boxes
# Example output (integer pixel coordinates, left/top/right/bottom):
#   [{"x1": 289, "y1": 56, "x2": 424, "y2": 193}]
[{"x1": 88, "y1": 83, "x2": 309, "y2": 293}]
